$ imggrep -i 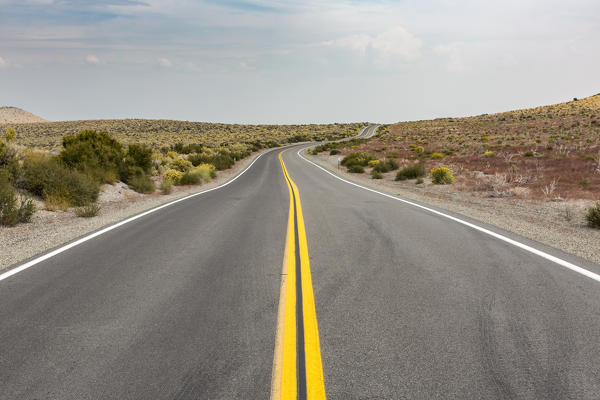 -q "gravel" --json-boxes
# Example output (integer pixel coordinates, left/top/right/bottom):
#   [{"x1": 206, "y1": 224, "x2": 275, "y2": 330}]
[{"x1": 308, "y1": 152, "x2": 600, "y2": 265}]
